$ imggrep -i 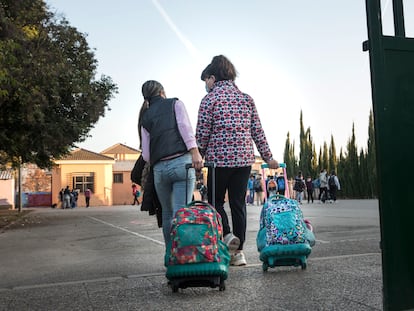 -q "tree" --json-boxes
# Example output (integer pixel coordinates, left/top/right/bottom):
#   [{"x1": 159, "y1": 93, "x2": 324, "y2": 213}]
[
  {"x1": 297, "y1": 111, "x2": 315, "y2": 179},
  {"x1": 0, "y1": 0, "x2": 118, "y2": 168},
  {"x1": 329, "y1": 135, "x2": 337, "y2": 174},
  {"x1": 321, "y1": 142, "x2": 329, "y2": 173},
  {"x1": 317, "y1": 146, "x2": 322, "y2": 174},
  {"x1": 367, "y1": 110, "x2": 377, "y2": 198},
  {"x1": 282, "y1": 110, "x2": 378, "y2": 199},
  {"x1": 358, "y1": 149, "x2": 368, "y2": 198},
  {"x1": 344, "y1": 124, "x2": 360, "y2": 197},
  {"x1": 337, "y1": 148, "x2": 347, "y2": 197},
  {"x1": 309, "y1": 144, "x2": 317, "y2": 178},
  {"x1": 283, "y1": 132, "x2": 296, "y2": 179}
]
